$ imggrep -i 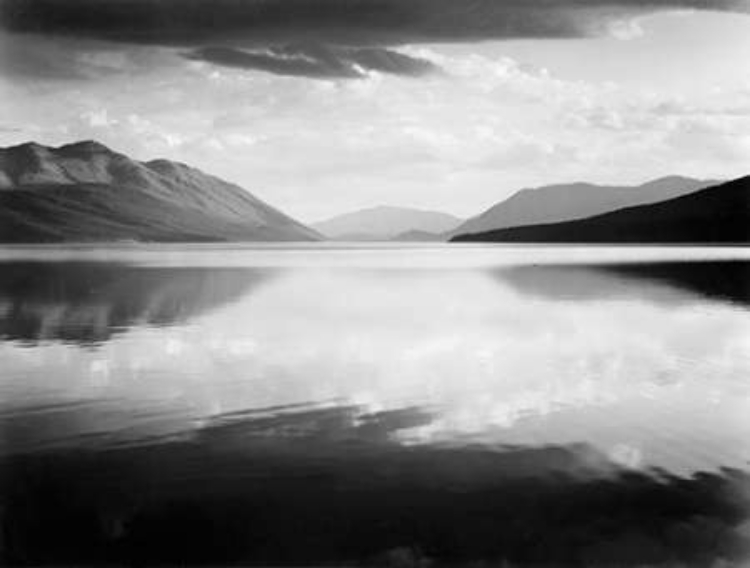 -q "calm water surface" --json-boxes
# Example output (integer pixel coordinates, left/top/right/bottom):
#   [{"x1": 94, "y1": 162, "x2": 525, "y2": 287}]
[{"x1": 1, "y1": 244, "x2": 749, "y2": 566}]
